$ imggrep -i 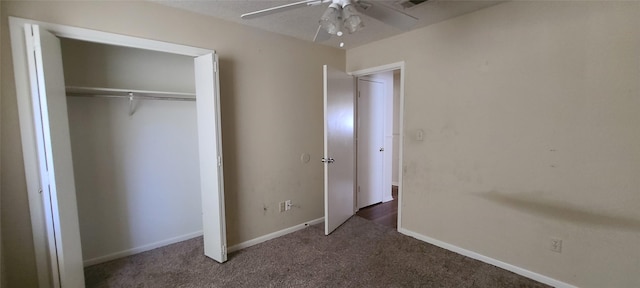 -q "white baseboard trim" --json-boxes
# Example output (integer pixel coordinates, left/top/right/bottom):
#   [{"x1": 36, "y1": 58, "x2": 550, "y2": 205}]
[
  {"x1": 228, "y1": 217, "x2": 324, "y2": 253},
  {"x1": 83, "y1": 230, "x2": 203, "y2": 267},
  {"x1": 392, "y1": 182, "x2": 399, "y2": 186},
  {"x1": 398, "y1": 228, "x2": 576, "y2": 288},
  {"x1": 383, "y1": 195, "x2": 395, "y2": 203}
]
